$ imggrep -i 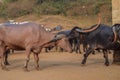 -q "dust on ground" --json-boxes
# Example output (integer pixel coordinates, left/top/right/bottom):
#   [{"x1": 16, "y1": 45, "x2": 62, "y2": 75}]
[{"x1": 0, "y1": 51, "x2": 119, "y2": 80}]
